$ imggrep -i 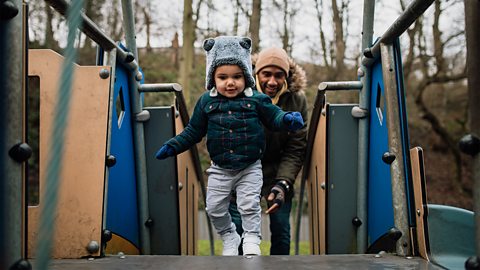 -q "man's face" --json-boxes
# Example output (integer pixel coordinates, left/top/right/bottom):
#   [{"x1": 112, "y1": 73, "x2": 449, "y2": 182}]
[{"x1": 257, "y1": 66, "x2": 287, "y2": 98}]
